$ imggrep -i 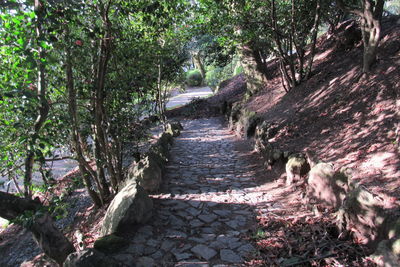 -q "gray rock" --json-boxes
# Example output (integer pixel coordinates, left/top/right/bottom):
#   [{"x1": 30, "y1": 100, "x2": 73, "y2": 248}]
[
  {"x1": 191, "y1": 244, "x2": 217, "y2": 260},
  {"x1": 113, "y1": 253, "x2": 134, "y2": 263},
  {"x1": 220, "y1": 249, "x2": 243, "y2": 263},
  {"x1": 308, "y1": 164, "x2": 349, "y2": 209},
  {"x1": 93, "y1": 235, "x2": 128, "y2": 254},
  {"x1": 146, "y1": 239, "x2": 160, "y2": 247},
  {"x1": 136, "y1": 256, "x2": 156, "y2": 267},
  {"x1": 213, "y1": 210, "x2": 231, "y2": 217},
  {"x1": 198, "y1": 214, "x2": 218, "y2": 223},
  {"x1": 173, "y1": 252, "x2": 192, "y2": 261},
  {"x1": 64, "y1": 248, "x2": 119, "y2": 267},
  {"x1": 174, "y1": 262, "x2": 209, "y2": 267},
  {"x1": 187, "y1": 207, "x2": 202, "y2": 216},
  {"x1": 237, "y1": 243, "x2": 256, "y2": 257},
  {"x1": 125, "y1": 243, "x2": 144, "y2": 256},
  {"x1": 128, "y1": 154, "x2": 163, "y2": 192},
  {"x1": 190, "y1": 219, "x2": 205, "y2": 228},
  {"x1": 166, "y1": 230, "x2": 188, "y2": 239},
  {"x1": 209, "y1": 240, "x2": 227, "y2": 249},
  {"x1": 100, "y1": 181, "x2": 153, "y2": 236},
  {"x1": 201, "y1": 234, "x2": 216, "y2": 241},
  {"x1": 136, "y1": 225, "x2": 153, "y2": 236},
  {"x1": 285, "y1": 154, "x2": 310, "y2": 185},
  {"x1": 161, "y1": 240, "x2": 176, "y2": 251},
  {"x1": 143, "y1": 246, "x2": 157, "y2": 255},
  {"x1": 150, "y1": 250, "x2": 163, "y2": 259},
  {"x1": 228, "y1": 241, "x2": 243, "y2": 250},
  {"x1": 201, "y1": 227, "x2": 214, "y2": 234}
]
